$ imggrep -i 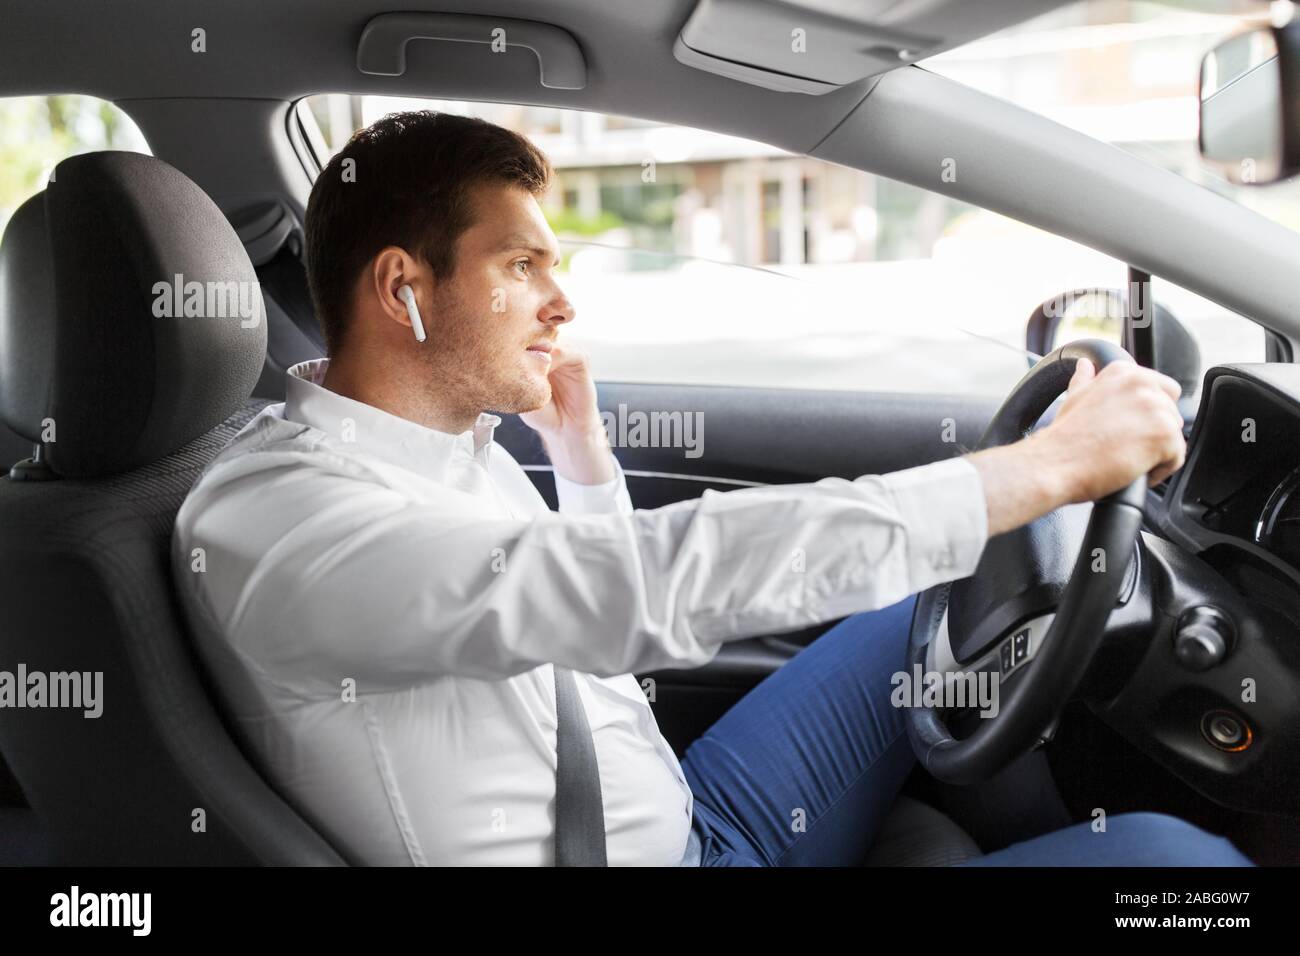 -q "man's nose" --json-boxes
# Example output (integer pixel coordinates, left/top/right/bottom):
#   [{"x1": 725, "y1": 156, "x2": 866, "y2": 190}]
[{"x1": 540, "y1": 288, "x2": 575, "y2": 326}]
